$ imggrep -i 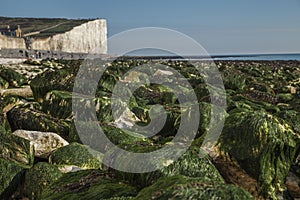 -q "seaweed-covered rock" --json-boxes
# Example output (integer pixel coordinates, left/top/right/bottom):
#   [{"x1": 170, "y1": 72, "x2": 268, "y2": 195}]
[
  {"x1": 0, "y1": 96, "x2": 20, "y2": 131},
  {"x1": 133, "y1": 84, "x2": 178, "y2": 106},
  {"x1": 25, "y1": 162, "x2": 63, "y2": 200},
  {"x1": 0, "y1": 158, "x2": 25, "y2": 199},
  {"x1": 131, "y1": 102, "x2": 226, "y2": 139},
  {"x1": 30, "y1": 66, "x2": 78, "y2": 102},
  {"x1": 219, "y1": 109, "x2": 300, "y2": 199},
  {"x1": 68, "y1": 122, "x2": 149, "y2": 148},
  {"x1": 0, "y1": 76, "x2": 9, "y2": 89},
  {"x1": 7, "y1": 105, "x2": 70, "y2": 139},
  {"x1": 277, "y1": 110, "x2": 300, "y2": 133},
  {"x1": 197, "y1": 102, "x2": 228, "y2": 138},
  {"x1": 0, "y1": 67, "x2": 28, "y2": 88},
  {"x1": 49, "y1": 143, "x2": 103, "y2": 171},
  {"x1": 42, "y1": 90, "x2": 117, "y2": 121},
  {"x1": 13, "y1": 130, "x2": 69, "y2": 159},
  {"x1": 135, "y1": 175, "x2": 253, "y2": 200},
  {"x1": 223, "y1": 70, "x2": 247, "y2": 91},
  {"x1": 0, "y1": 130, "x2": 34, "y2": 167},
  {"x1": 41, "y1": 90, "x2": 74, "y2": 119},
  {"x1": 41, "y1": 170, "x2": 137, "y2": 200},
  {"x1": 104, "y1": 142, "x2": 223, "y2": 188}
]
